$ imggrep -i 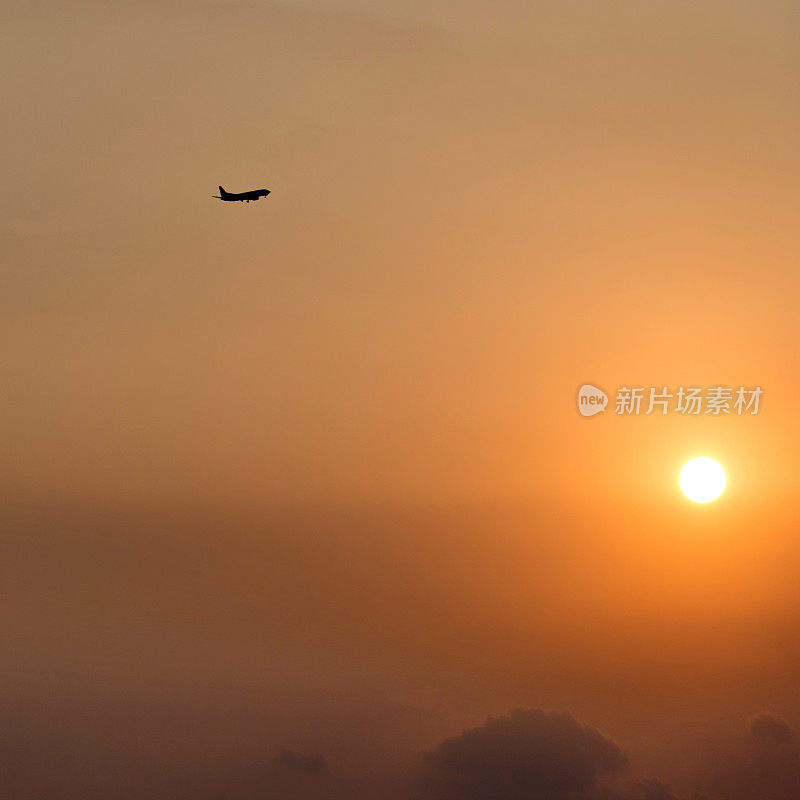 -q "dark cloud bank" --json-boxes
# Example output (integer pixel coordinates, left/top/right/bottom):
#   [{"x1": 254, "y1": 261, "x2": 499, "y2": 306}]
[
  {"x1": 409, "y1": 708, "x2": 800, "y2": 800},
  {"x1": 412, "y1": 709, "x2": 679, "y2": 800},
  {"x1": 3, "y1": 707, "x2": 799, "y2": 799},
  {"x1": 200, "y1": 708, "x2": 800, "y2": 800},
  {"x1": 699, "y1": 712, "x2": 800, "y2": 800}
]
